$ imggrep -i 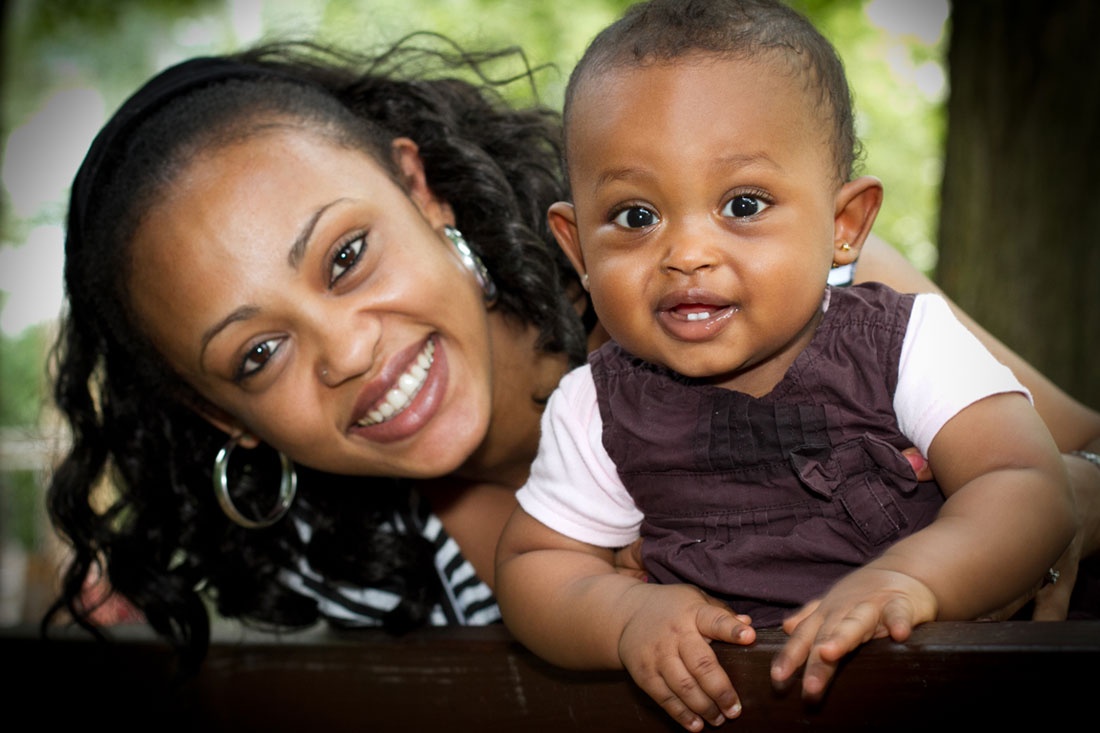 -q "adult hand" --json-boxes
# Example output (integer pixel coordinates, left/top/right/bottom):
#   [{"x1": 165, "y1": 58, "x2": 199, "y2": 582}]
[
  {"x1": 983, "y1": 450, "x2": 1097, "y2": 620},
  {"x1": 901, "y1": 447, "x2": 933, "y2": 481},
  {"x1": 1030, "y1": 534, "x2": 1080, "y2": 619}
]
